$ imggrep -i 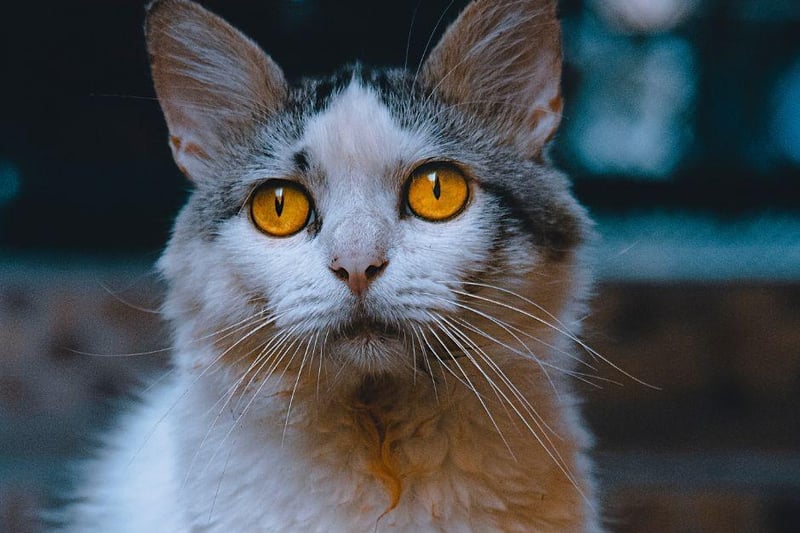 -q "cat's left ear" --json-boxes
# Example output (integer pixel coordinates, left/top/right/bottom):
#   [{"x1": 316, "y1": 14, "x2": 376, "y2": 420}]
[
  {"x1": 421, "y1": 0, "x2": 563, "y2": 159},
  {"x1": 145, "y1": 0, "x2": 287, "y2": 182}
]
